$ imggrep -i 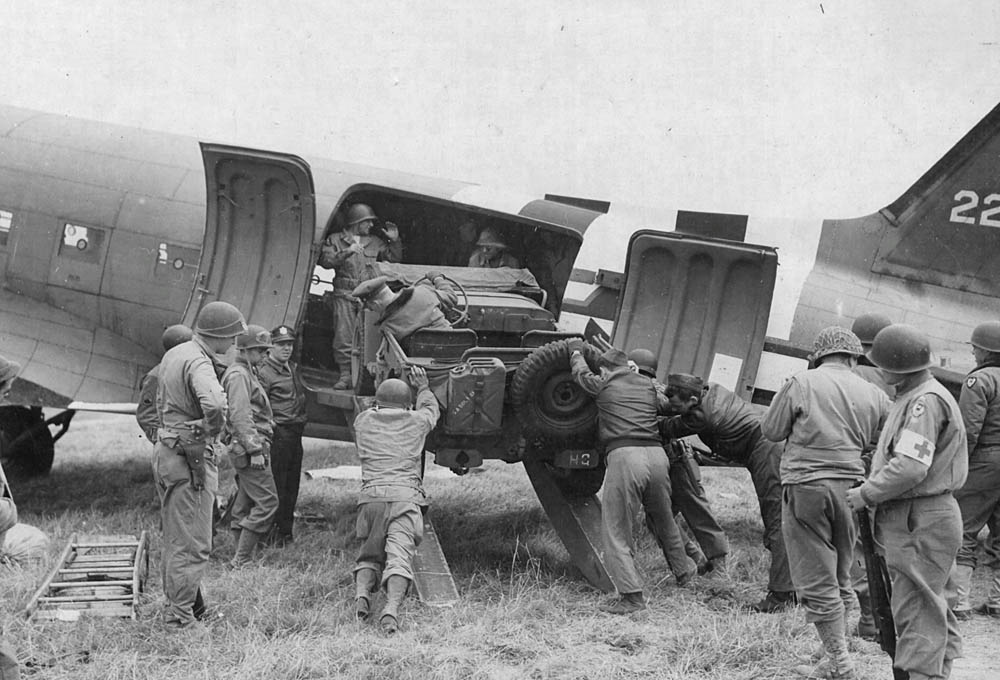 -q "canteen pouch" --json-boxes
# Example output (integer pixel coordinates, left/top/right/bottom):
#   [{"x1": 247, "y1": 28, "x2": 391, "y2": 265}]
[{"x1": 444, "y1": 358, "x2": 505, "y2": 435}]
